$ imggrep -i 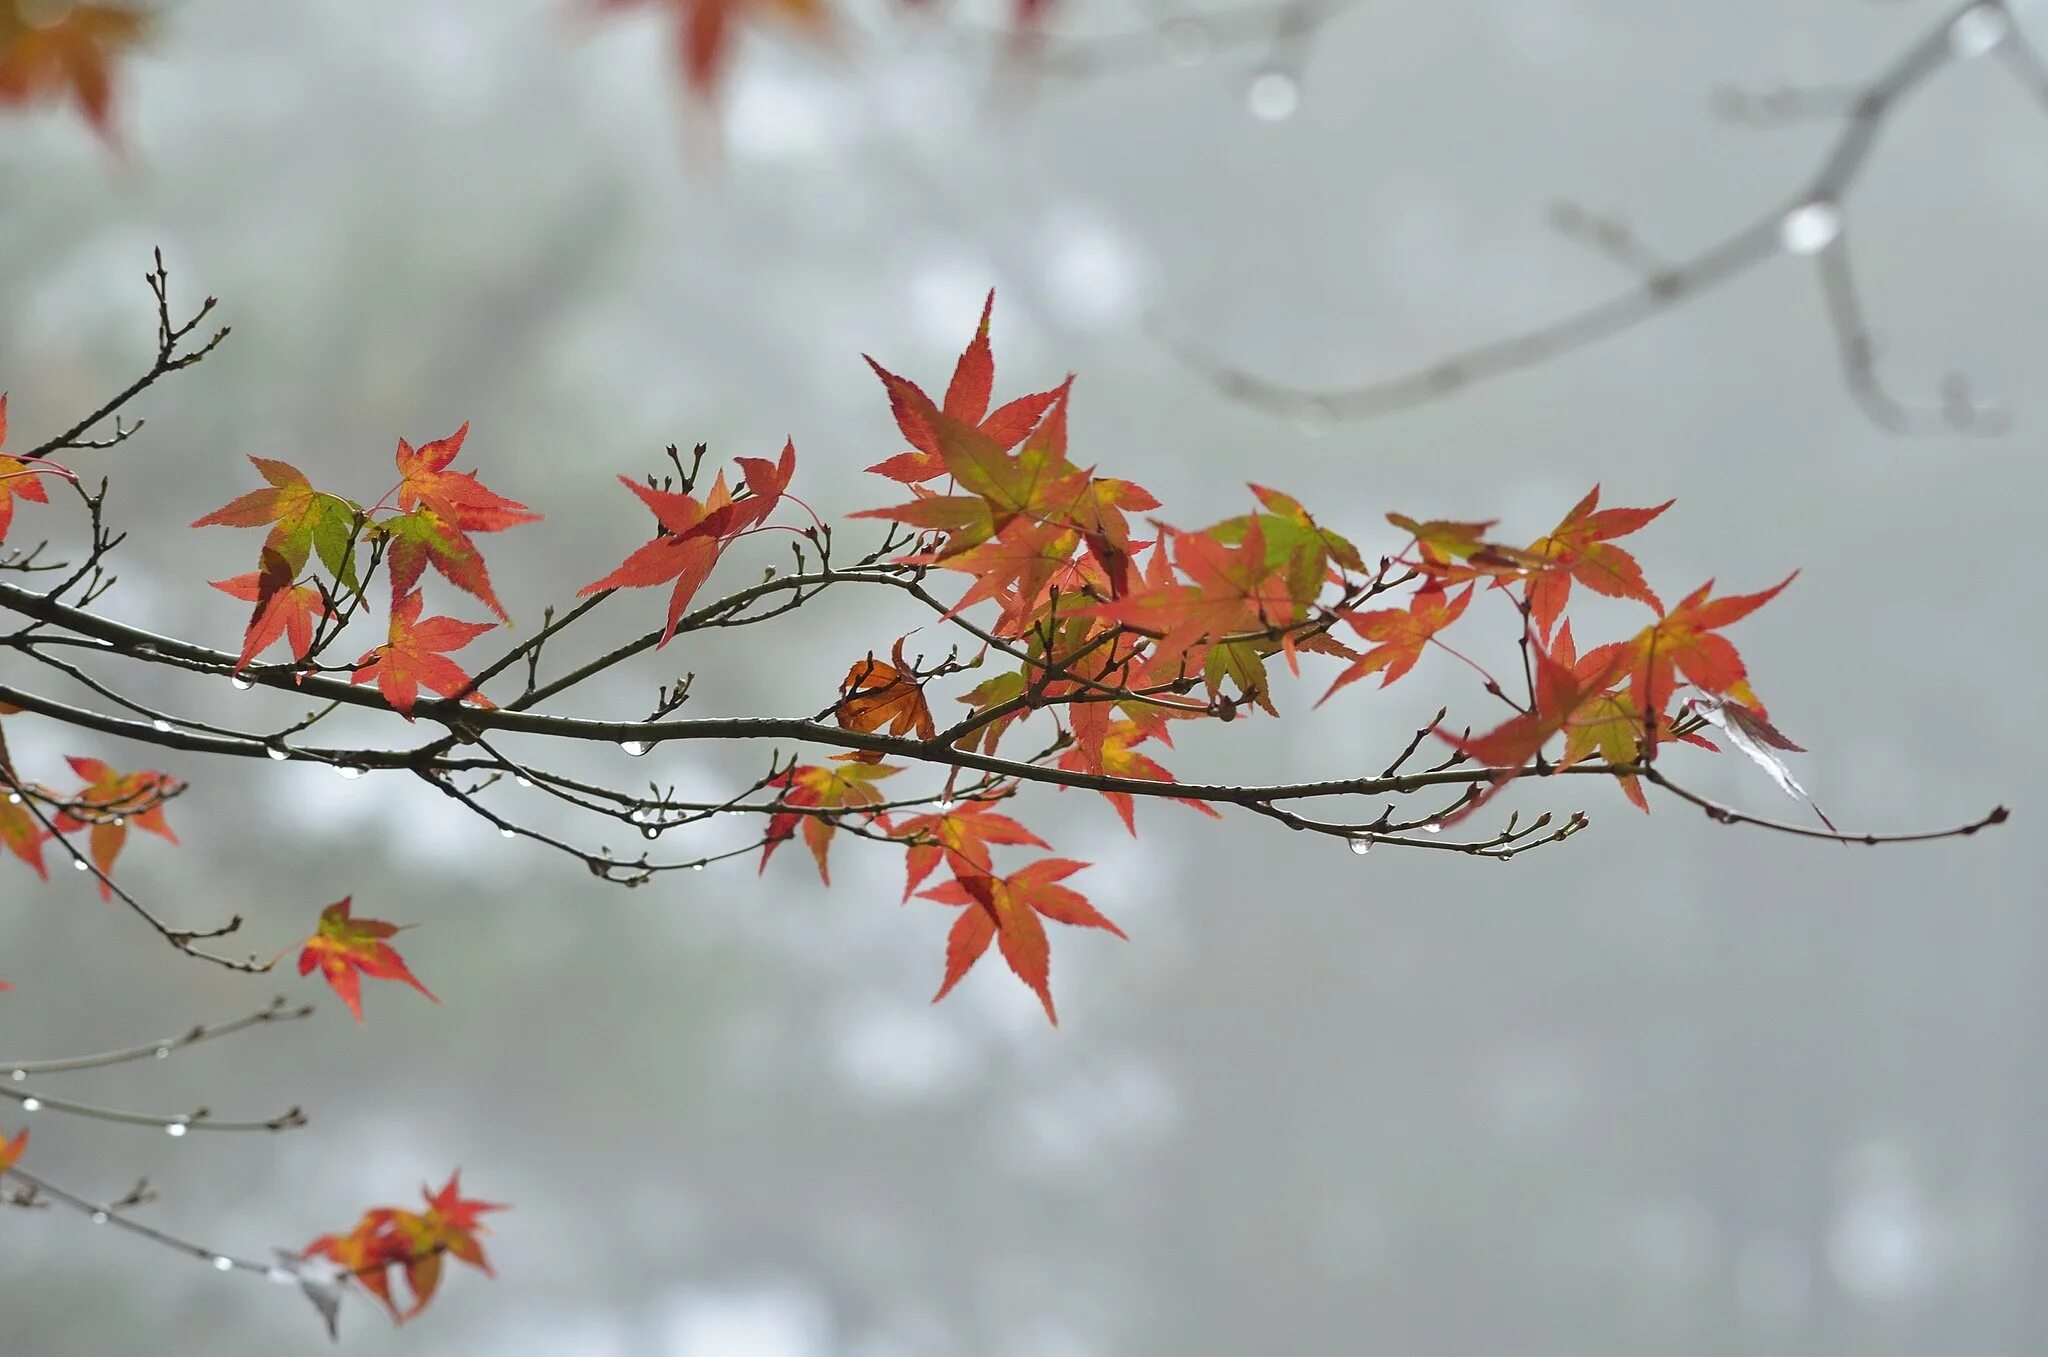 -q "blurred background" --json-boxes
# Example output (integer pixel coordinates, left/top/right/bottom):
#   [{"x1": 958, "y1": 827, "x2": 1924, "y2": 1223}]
[{"x1": 2, "y1": 0, "x2": 2046, "y2": 1352}]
